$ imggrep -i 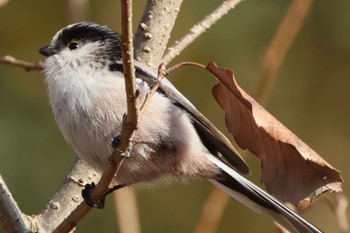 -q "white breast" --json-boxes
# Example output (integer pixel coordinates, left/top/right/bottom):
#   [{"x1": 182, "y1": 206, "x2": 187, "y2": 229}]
[{"x1": 44, "y1": 55, "x2": 173, "y2": 176}]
